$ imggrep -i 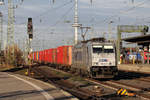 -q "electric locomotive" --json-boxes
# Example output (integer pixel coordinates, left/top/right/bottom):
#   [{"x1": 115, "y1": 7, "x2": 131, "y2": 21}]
[{"x1": 72, "y1": 38, "x2": 118, "y2": 78}]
